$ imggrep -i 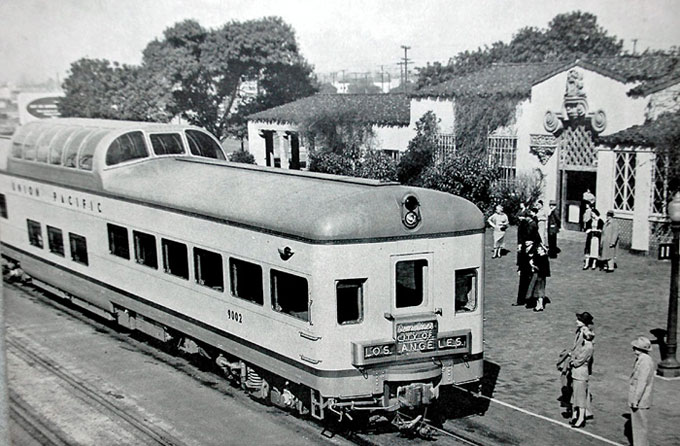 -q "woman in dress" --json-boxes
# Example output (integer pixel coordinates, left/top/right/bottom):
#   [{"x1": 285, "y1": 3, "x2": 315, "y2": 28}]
[
  {"x1": 488, "y1": 205, "x2": 509, "y2": 259},
  {"x1": 583, "y1": 209, "x2": 603, "y2": 270}
]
